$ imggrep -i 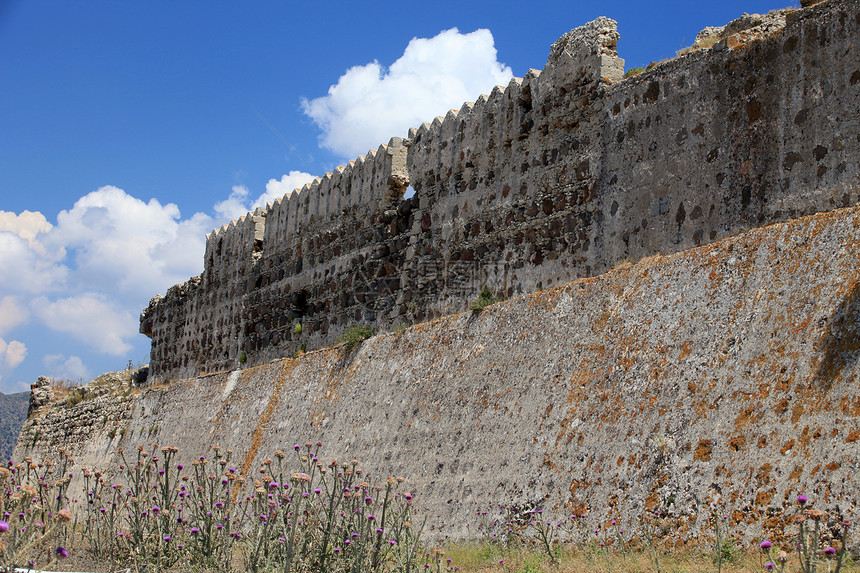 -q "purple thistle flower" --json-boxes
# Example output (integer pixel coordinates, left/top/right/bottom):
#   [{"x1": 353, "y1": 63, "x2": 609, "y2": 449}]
[
  {"x1": 269, "y1": 482, "x2": 279, "y2": 489},
  {"x1": 163, "y1": 535, "x2": 170, "y2": 542},
  {"x1": 797, "y1": 495, "x2": 808, "y2": 505},
  {"x1": 56, "y1": 547, "x2": 69, "y2": 559},
  {"x1": 190, "y1": 527, "x2": 199, "y2": 534},
  {"x1": 761, "y1": 541, "x2": 772, "y2": 550},
  {"x1": 0, "y1": 520, "x2": 8, "y2": 532},
  {"x1": 765, "y1": 562, "x2": 775, "y2": 570},
  {"x1": 824, "y1": 547, "x2": 837, "y2": 556}
]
